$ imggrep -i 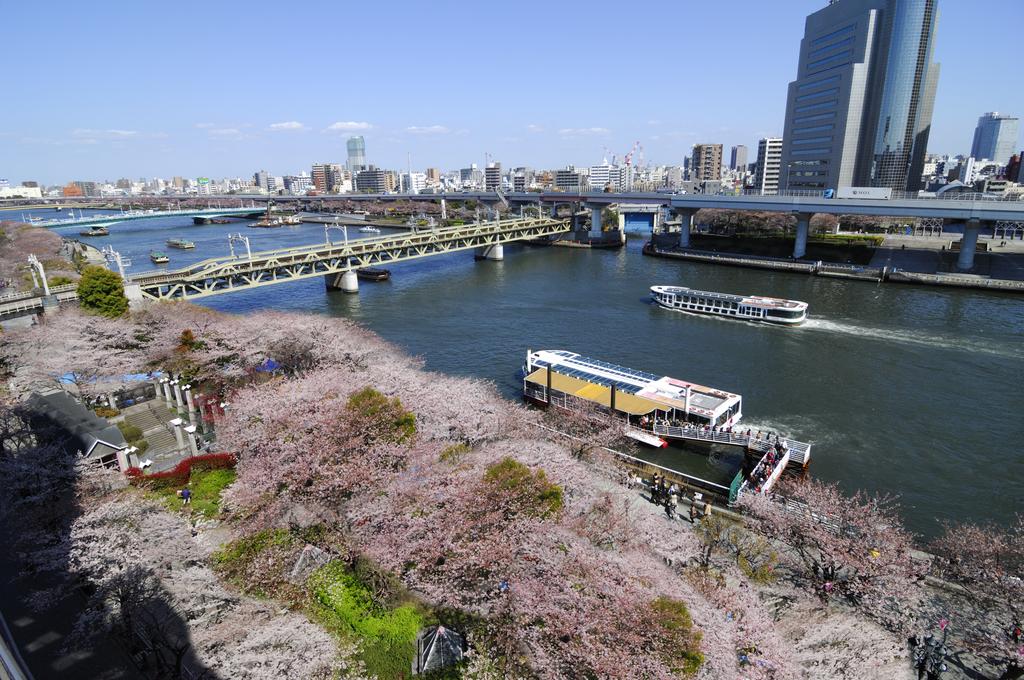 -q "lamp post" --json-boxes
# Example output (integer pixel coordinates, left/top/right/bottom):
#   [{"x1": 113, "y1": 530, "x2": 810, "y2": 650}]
[{"x1": 227, "y1": 233, "x2": 251, "y2": 259}]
